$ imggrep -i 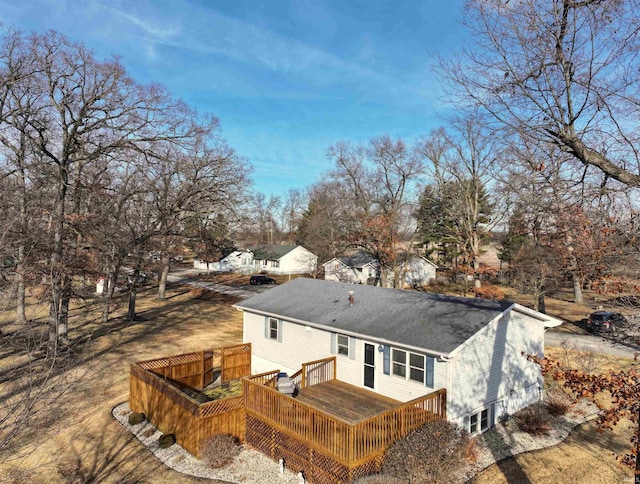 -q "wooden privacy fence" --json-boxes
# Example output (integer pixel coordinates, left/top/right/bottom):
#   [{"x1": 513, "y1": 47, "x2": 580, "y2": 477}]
[
  {"x1": 129, "y1": 344, "x2": 251, "y2": 457},
  {"x1": 136, "y1": 343, "x2": 251, "y2": 390}
]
